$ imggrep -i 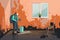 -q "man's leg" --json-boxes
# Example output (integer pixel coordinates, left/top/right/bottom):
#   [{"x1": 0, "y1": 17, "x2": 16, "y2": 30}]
[
  {"x1": 14, "y1": 22, "x2": 19, "y2": 33},
  {"x1": 13, "y1": 21, "x2": 17, "y2": 34}
]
